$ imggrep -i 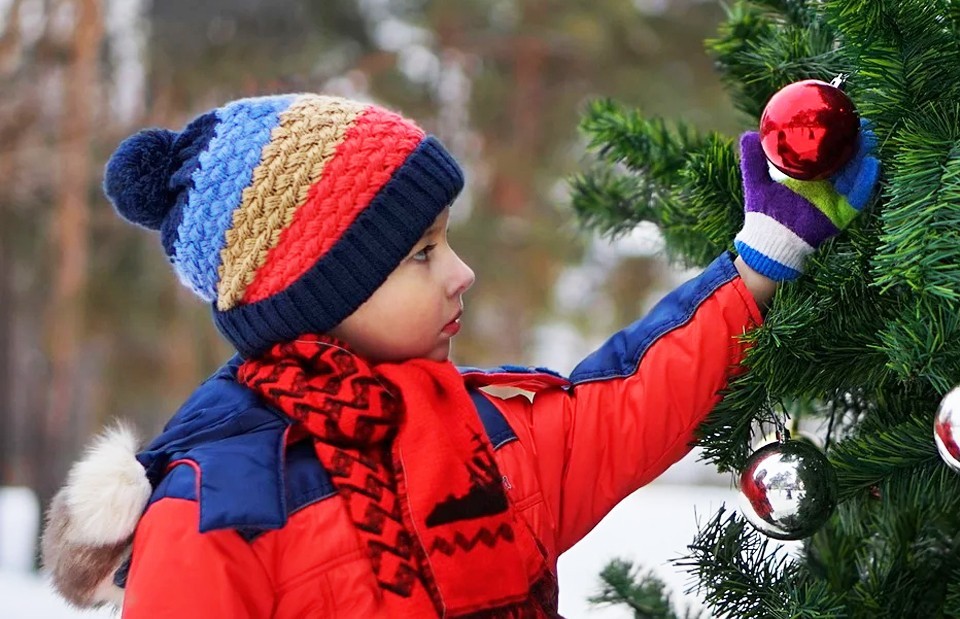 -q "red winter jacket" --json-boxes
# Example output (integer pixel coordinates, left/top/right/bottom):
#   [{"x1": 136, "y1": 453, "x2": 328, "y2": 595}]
[{"x1": 117, "y1": 252, "x2": 761, "y2": 618}]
